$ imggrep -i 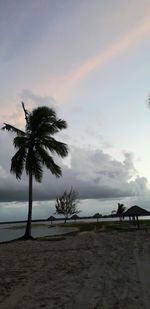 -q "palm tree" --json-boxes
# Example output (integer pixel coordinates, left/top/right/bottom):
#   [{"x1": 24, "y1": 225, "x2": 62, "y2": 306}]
[
  {"x1": 117, "y1": 203, "x2": 126, "y2": 221},
  {"x1": 2, "y1": 103, "x2": 68, "y2": 239}
]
